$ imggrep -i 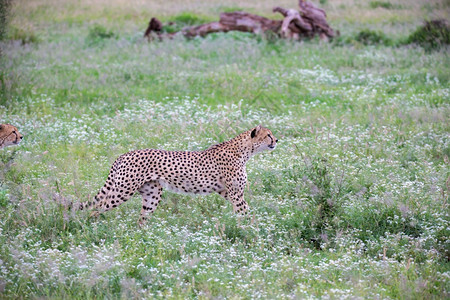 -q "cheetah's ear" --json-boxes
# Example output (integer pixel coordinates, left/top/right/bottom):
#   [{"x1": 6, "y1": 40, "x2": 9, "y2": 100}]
[
  {"x1": 251, "y1": 125, "x2": 262, "y2": 138},
  {"x1": 0, "y1": 124, "x2": 3, "y2": 130}
]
